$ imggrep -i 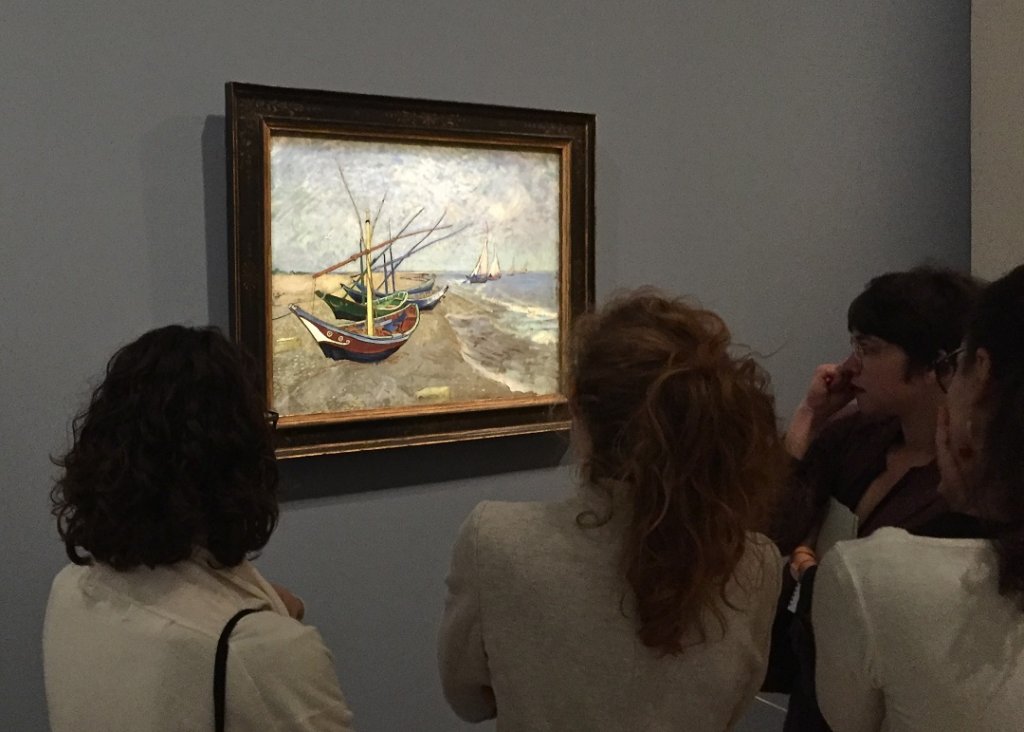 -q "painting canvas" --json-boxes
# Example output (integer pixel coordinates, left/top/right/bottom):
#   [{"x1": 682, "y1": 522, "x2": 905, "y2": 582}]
[
  {"x1": 227, "y1": 83, "x2": 594, "y2": 456},
  {"x1": 272, "y1": 138, "x2": 560, "y2": 413}
]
